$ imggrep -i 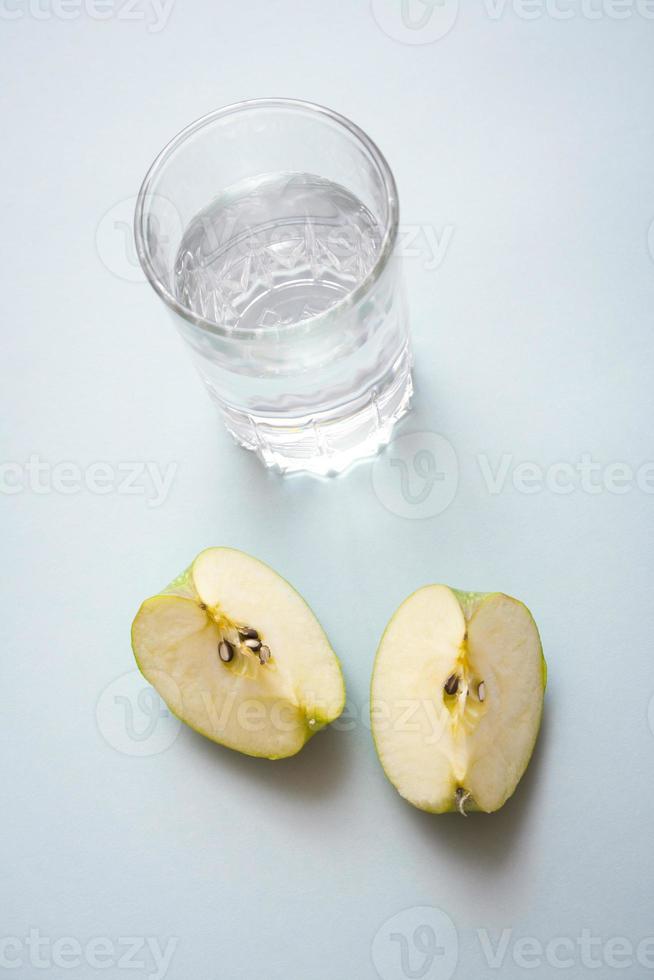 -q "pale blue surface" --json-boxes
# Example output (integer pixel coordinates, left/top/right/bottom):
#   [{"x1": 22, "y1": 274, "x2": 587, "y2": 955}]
[{"x1": 2, "y1": 4, "x2": 654, "y2": 979}]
